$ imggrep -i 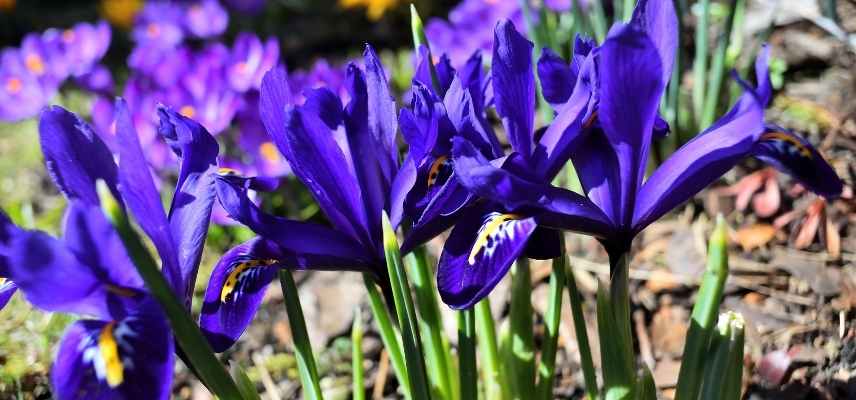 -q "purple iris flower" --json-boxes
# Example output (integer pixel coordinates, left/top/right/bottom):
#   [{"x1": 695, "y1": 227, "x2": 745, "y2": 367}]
[
  {"x1": 0, "y1": 99, "x2": 220, "y2": 399},
  {"x1": 0, "y1": 210, "x2": 19, "y2": 310},
  {"x1": 227, "y1": 33, "x2": 279, "y2": 92},
  {"x1": 439, "y1": 0, "x2": 843, "y2": 309},
  {"x1": 198, "y1": 46, "x2": 400, "y2": 352},
  {"x1": 184, "y1": 0, "x2": 229, "y2": 39}
]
